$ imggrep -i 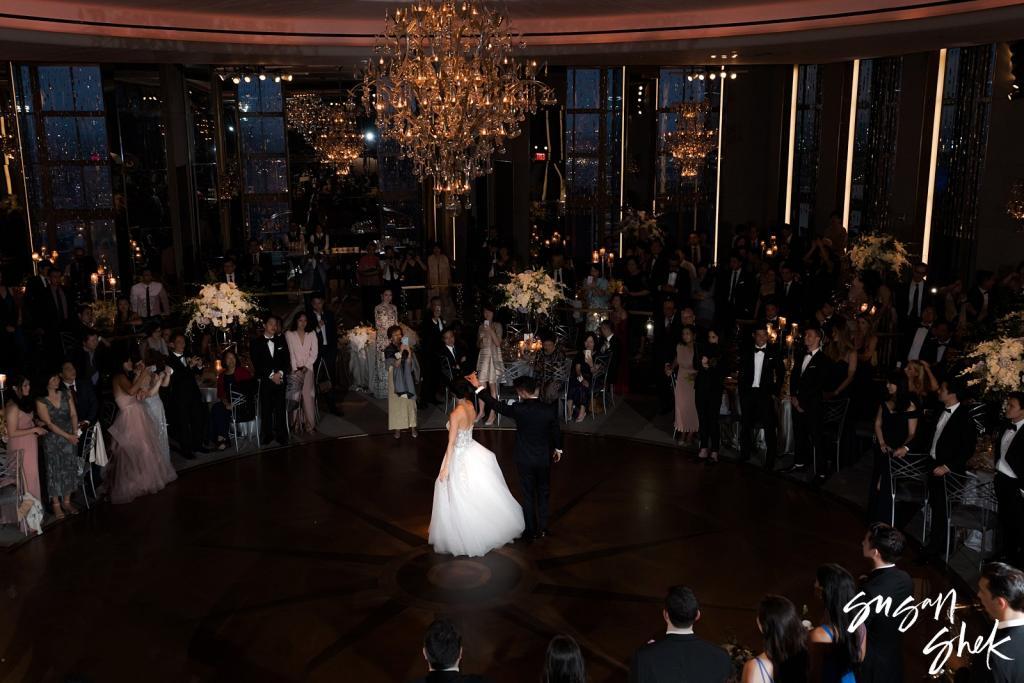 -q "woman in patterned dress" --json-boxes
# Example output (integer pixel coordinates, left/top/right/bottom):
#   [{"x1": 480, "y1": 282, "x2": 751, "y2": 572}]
[
  {"x1": 36, "y1": 371, "x2": 81, "y2": 519},
  {"x1": 373, "y1": 289, "x2": 399, "y2": 399},
  {"x1": 475, "y1": 304, "x2": 505, "y2": 426}
]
